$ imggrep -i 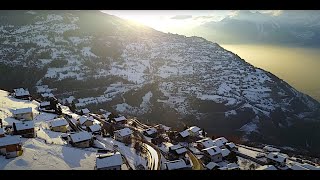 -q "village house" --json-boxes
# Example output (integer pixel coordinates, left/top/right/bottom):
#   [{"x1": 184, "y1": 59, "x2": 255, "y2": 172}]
[
  {"x1": 300, "y1": 163, "x2": 320, "y2": 170},
  {"x1": 196, "y1": 138, "x2": 216, "y2": 150},
  {"x1": 212, "y1": 137, "x2": 228, "y2": 148},
  {"x1": 13, "y1": 88, "x2": 30, "y2": 100},
  {"x1": 205, "y1": 162, "x2": 220, "y2": 170},
  {"x1": 201, "y1": 146, "x2": 223, "y2": 163},
  {"x1": 111, "y1": 116, "x2": 127, "y2": 124},
  {"x1": 40, "y1": 93, "x2": 55, "y2": 101},
  {"x1": 40, "y1": 101, "x2": 51, "y2": 109},
  {"x1": 81, "y1": 108, "x2": 90, "y2": 115},
  {"x1": 225, "y1": 142, "x2": 237, "y2": 151},
  {"x1": 164, "y1": 159, "x2": 191, "y2": 170},
  {"x1": 263, "y1": 145, "x2": 281, "y2": 153},
  {"x1": 95, "y1": 152, "x2": 123, "y2": 170},
  {"x1": 288, "y1": 162, "x2": 309, "y2": 170},
  {"x1": 0, "y1": 136, "x2": 23, "y2": 158},
  {"x1": 102, "y1": 112, "x2": 111, "y2": 121},
  {"x1": 13, "y1": 121, "x2": 35, "y2": 138},
  {"x1": 49, "y1": 118, "x2": 69, "y2": 133},
  {"x1": 12, "y1": 107, "x2": 33, "y2": 120},
  {"x1": 266, "y1": 152, "x2": 287, "y2": 167},
  {"x1": 0, "y1": 128, "x2": 5, "y2": 138},
  {"x1": 221, "y1": 148, "x2": 231, "y2": 158},
  {"x1": 114, "y1": 128, "x2": 133, "y2": 144},
  {"x1": 88, "y1": 124, "x2": 101, "y2": 135},
  {"x1": 227, "y1": 163, "x2": 240, "y2": 170},
  {"x1": 143, "y1": 127, "x2": 157, "y2": 138},
  {"x1": 187, "y1": 126, "x2": 202, "y2": 137},
  {"x1": 169, "y1": 144, "x2": 188, "y2": 158},
  {"x1": 69, "y1": 131, "x2": 92, "y2": 148},
  {"x1": 79, "y1": 116, "x2": 94, "y2": 127}
]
